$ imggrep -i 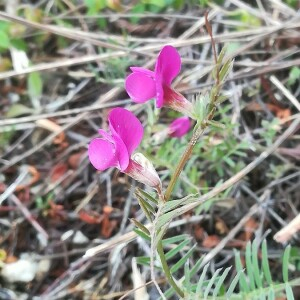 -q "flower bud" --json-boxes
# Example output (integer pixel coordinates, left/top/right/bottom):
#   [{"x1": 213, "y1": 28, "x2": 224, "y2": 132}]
[
  {"x1": 125, "y1": 153, "x2": 162, "y2": 190},
  {"x1": 169, "y1": 116, "x2": 191, "y2": 138}
]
